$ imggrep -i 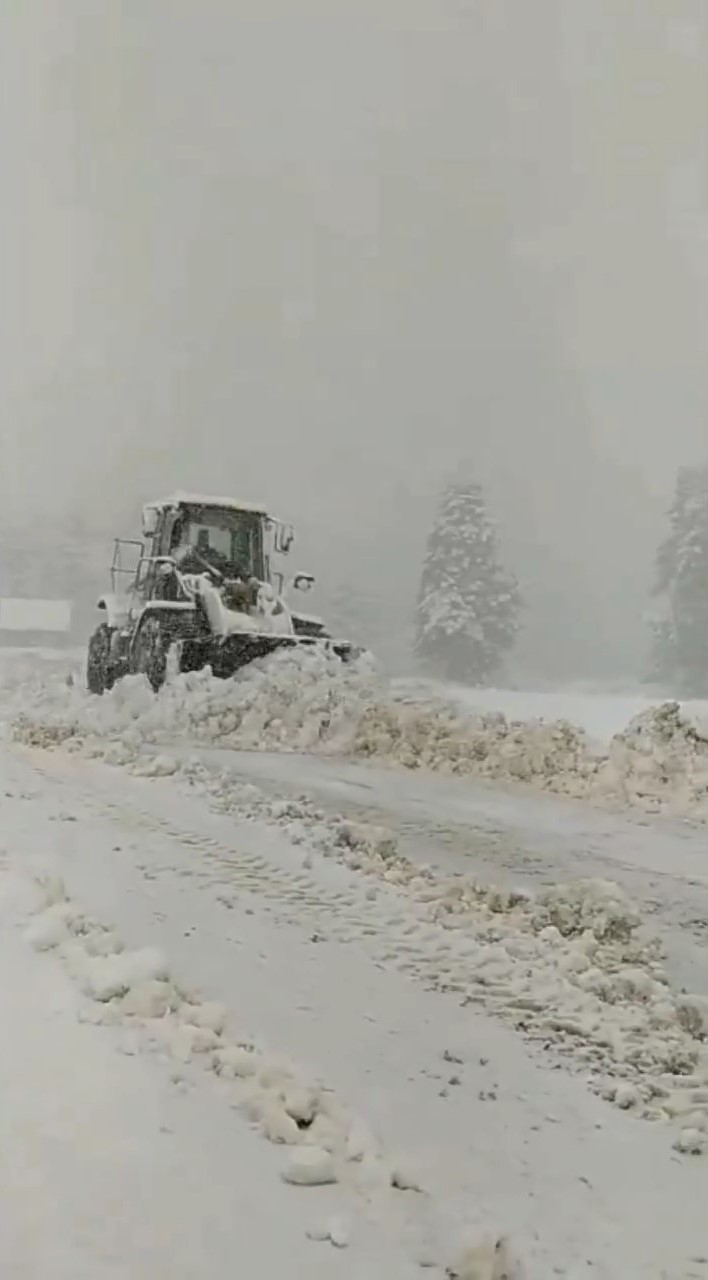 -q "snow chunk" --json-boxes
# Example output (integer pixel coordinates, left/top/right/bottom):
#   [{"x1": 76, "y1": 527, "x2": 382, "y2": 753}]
[
  {"x1": 180, "y1": 1000, "x2": 227, "y2": 1035},
  {"x1": 78, "y1": 947, "x2": 169, "y2": 1002},
  {"x1": 283, "y1": 1087, "x2": 319, "y2": 1127},
  {"x1": 213, "y1": 1046, "x2": 260, "y2": 1079},
  {"x1": 676, "y1": 996, "x2": 708, "y2": 1041},
  {"x1": 532, "y1": 880, "x2": 639, "y2": 943},
  {"x1": 673, "y1": 1128, "x2": 706, "y2": 1156},
  {"x1": 447, "y1": 1233, "x2": 523, "y2": 1279},
  {"x1": 390, "y1": 1159, "x2": 424, "y2": 1193},
  {"x1": 281, "y1": 1147, "x2": 337, "y2": 1187},
  {"x1": 260, "y1": 1102, "x2": 302, "y2": 1146},
  {"x1": 307, "y1": 1216, "x2": 351, "y2": 1248},
  {"x1": 132, "y1": 753, "x2": 178, "y2": 778},
  {"x1": 24, "y1": 902, "x2": 77, "y2": 951},
  {"x1": 121, "y1": 979, "x2": 178, "y2": 1019},
  {"x1": 170, "y1": 1023, "x2": 222, "y2": 1061}
]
